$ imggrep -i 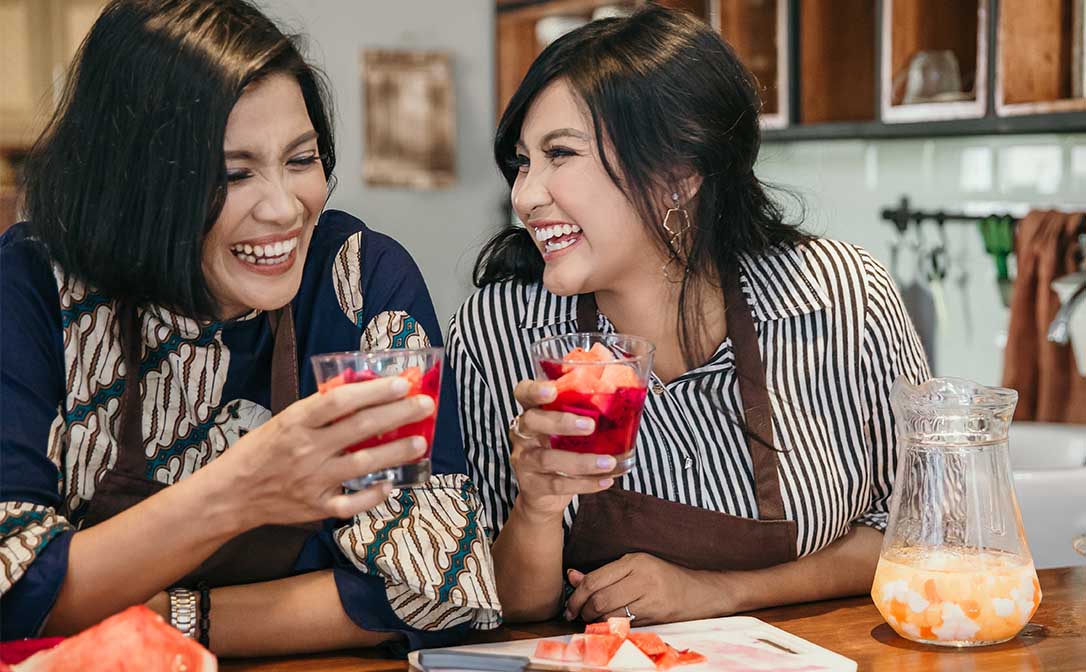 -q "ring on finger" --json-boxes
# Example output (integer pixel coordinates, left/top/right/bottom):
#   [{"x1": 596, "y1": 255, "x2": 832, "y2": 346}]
[
  {"x1": 624, "y1": 605, "x2": 636, "y2": 622},
  {"x1": 509, "y1": 415, "x2": 534, "y2": 442}
]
